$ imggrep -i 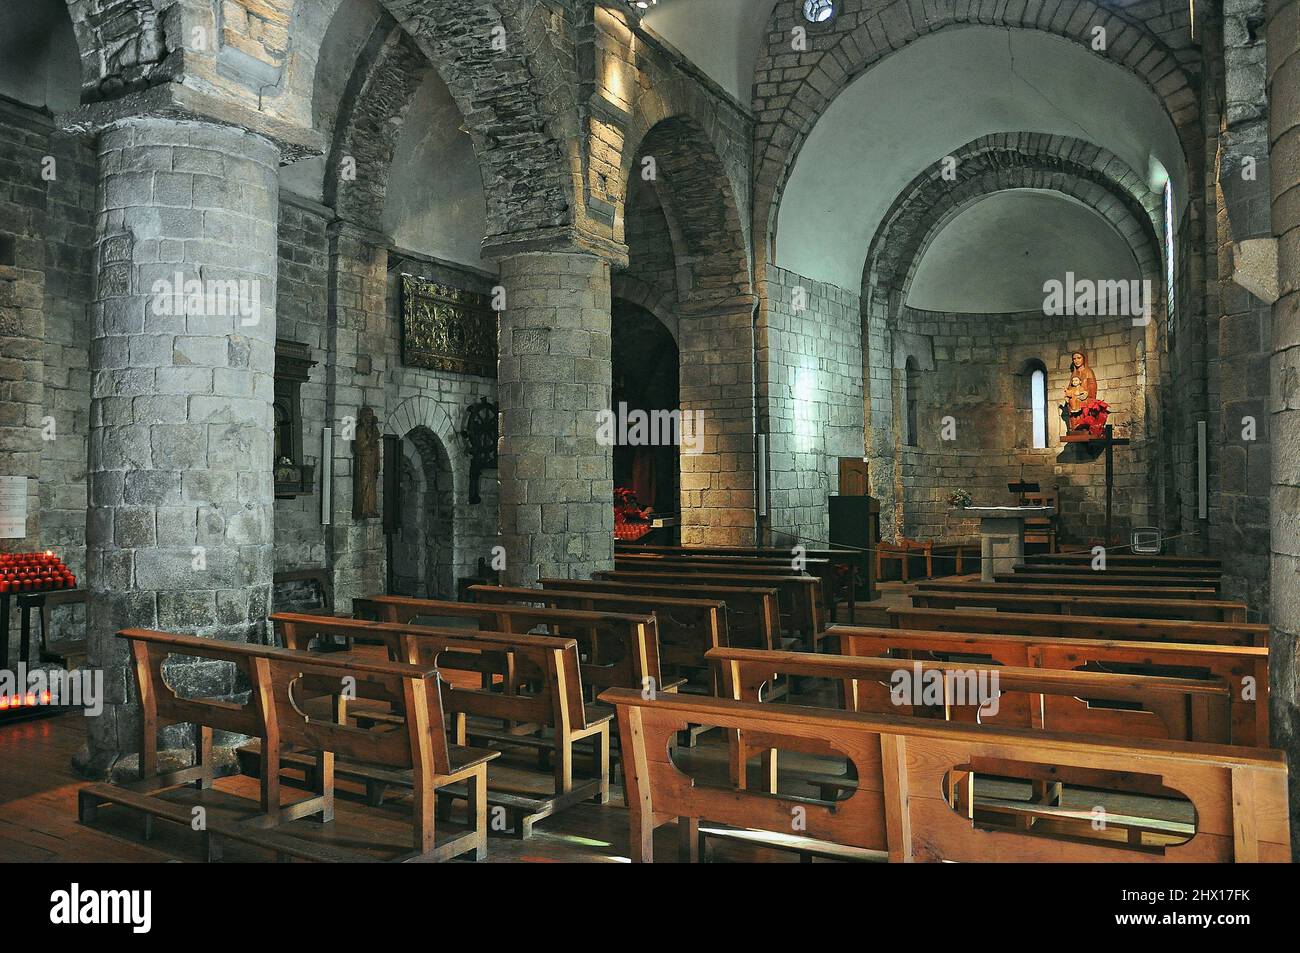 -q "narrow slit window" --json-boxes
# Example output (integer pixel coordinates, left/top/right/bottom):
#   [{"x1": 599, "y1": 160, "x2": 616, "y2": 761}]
[{"x1": 1031, "y1": 368, "x2": 1047, "y2": 449}]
